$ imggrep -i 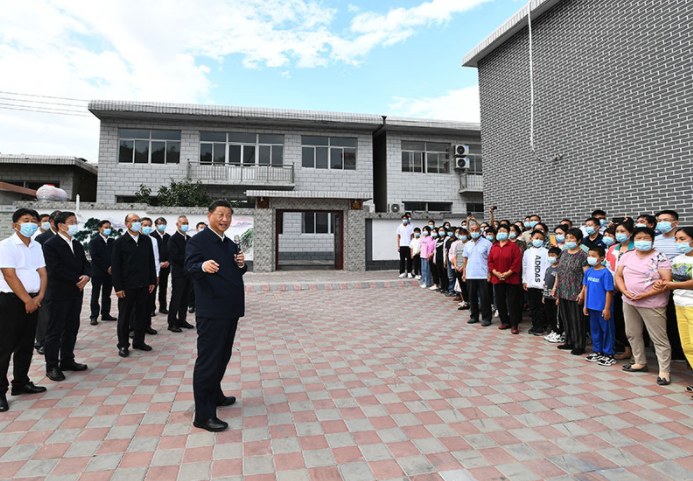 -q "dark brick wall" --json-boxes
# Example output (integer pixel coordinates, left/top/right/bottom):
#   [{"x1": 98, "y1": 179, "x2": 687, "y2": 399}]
[{"x1": 477, "y1": 0, "x2": 693, "y2": 225}]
